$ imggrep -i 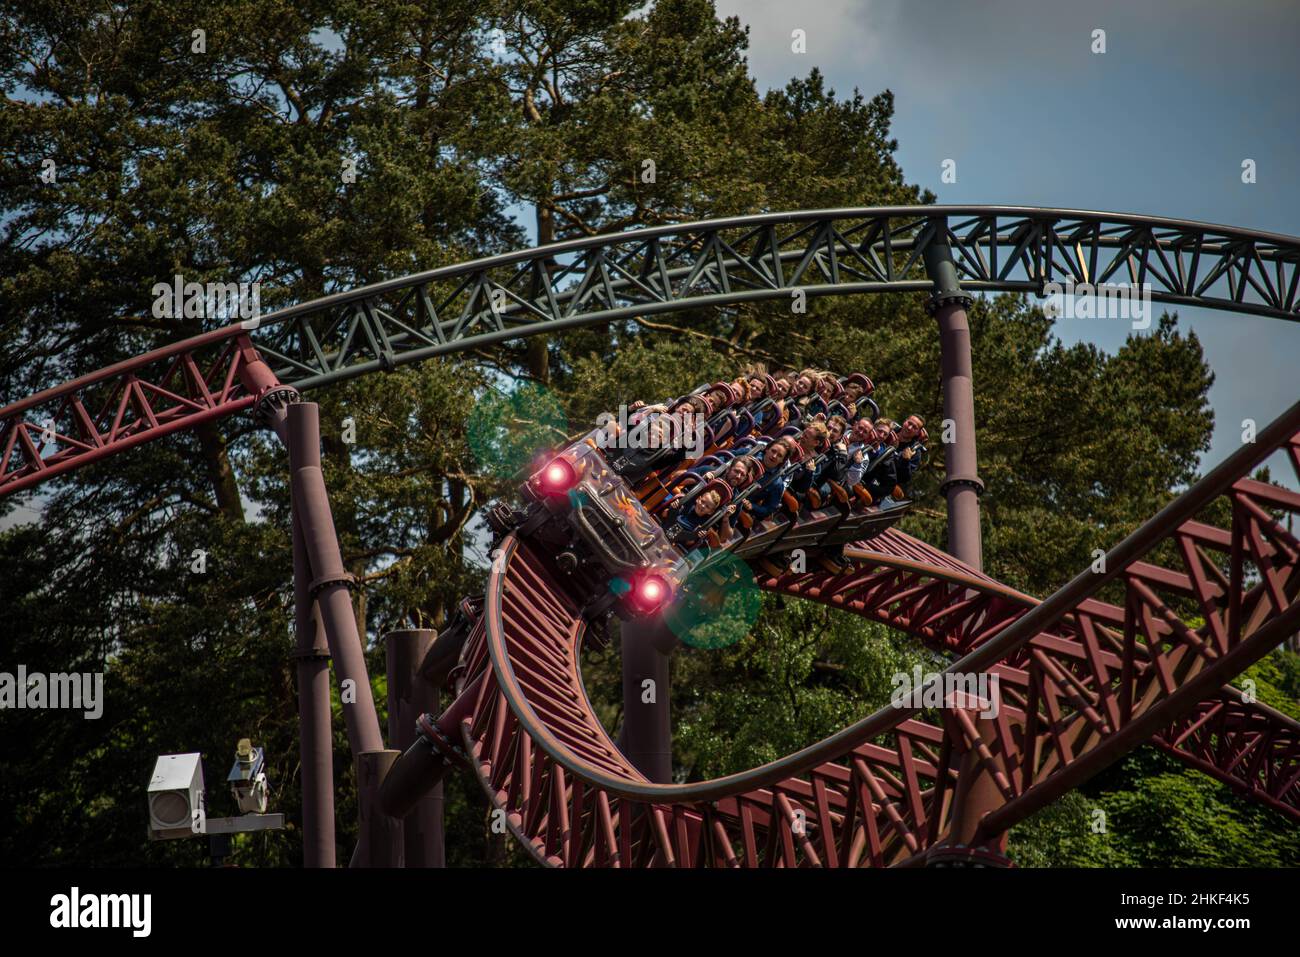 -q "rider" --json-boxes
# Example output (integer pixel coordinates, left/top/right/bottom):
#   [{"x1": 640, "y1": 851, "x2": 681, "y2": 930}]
[
  {"x1": 839, "y1": 373, "x2": 874, "y2": 408},
  {"x1": 787, "y1": 419, "x2": 831, "y2": 503},
  {"x1": 667, "y1": 480, "x2": 736, "y2": 547},
  {"x1": 803, "y1": 373, "x2": 844, "y2": 419},
  {"x1": 746, "y1": 437, "x2": 799, "y2": 521},
  {"x1": 888, "y1": 414, "x2": 926, "y2": 500},
  {"x1": 844, "y1": 417, "x2": 882, "y2": 491}
]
